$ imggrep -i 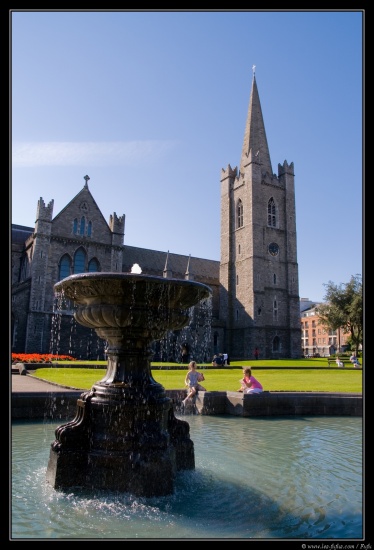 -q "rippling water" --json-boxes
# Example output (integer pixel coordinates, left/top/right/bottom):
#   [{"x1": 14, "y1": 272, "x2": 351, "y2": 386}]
[{"x1": 11, "y1": 415, "x2": 363, "y2": 540}]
